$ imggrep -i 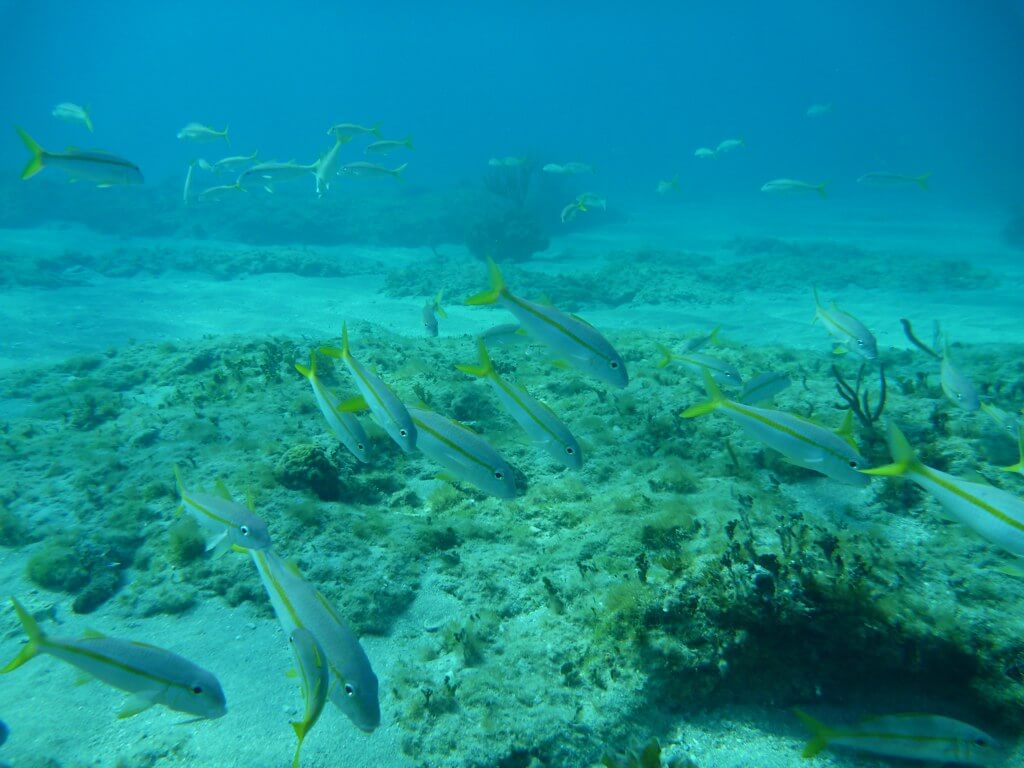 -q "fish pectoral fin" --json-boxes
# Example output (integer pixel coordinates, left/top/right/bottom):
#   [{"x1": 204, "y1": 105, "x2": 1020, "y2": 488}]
[
  {"x1": 205, "y1": 531, "x2": 231, "y2": 558},
  {"x1": 82, "y1": 628, "x2": 108, "y2": 639},
  {"x1": 831, "y1": 345, "x2": 848, "y2": 356},
  {"x1": 336, "y1": 395, "x2": 370, "y2": 414},
  {"x1": 118, "y1": 691, "x2": 160, "y2": 719}
]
